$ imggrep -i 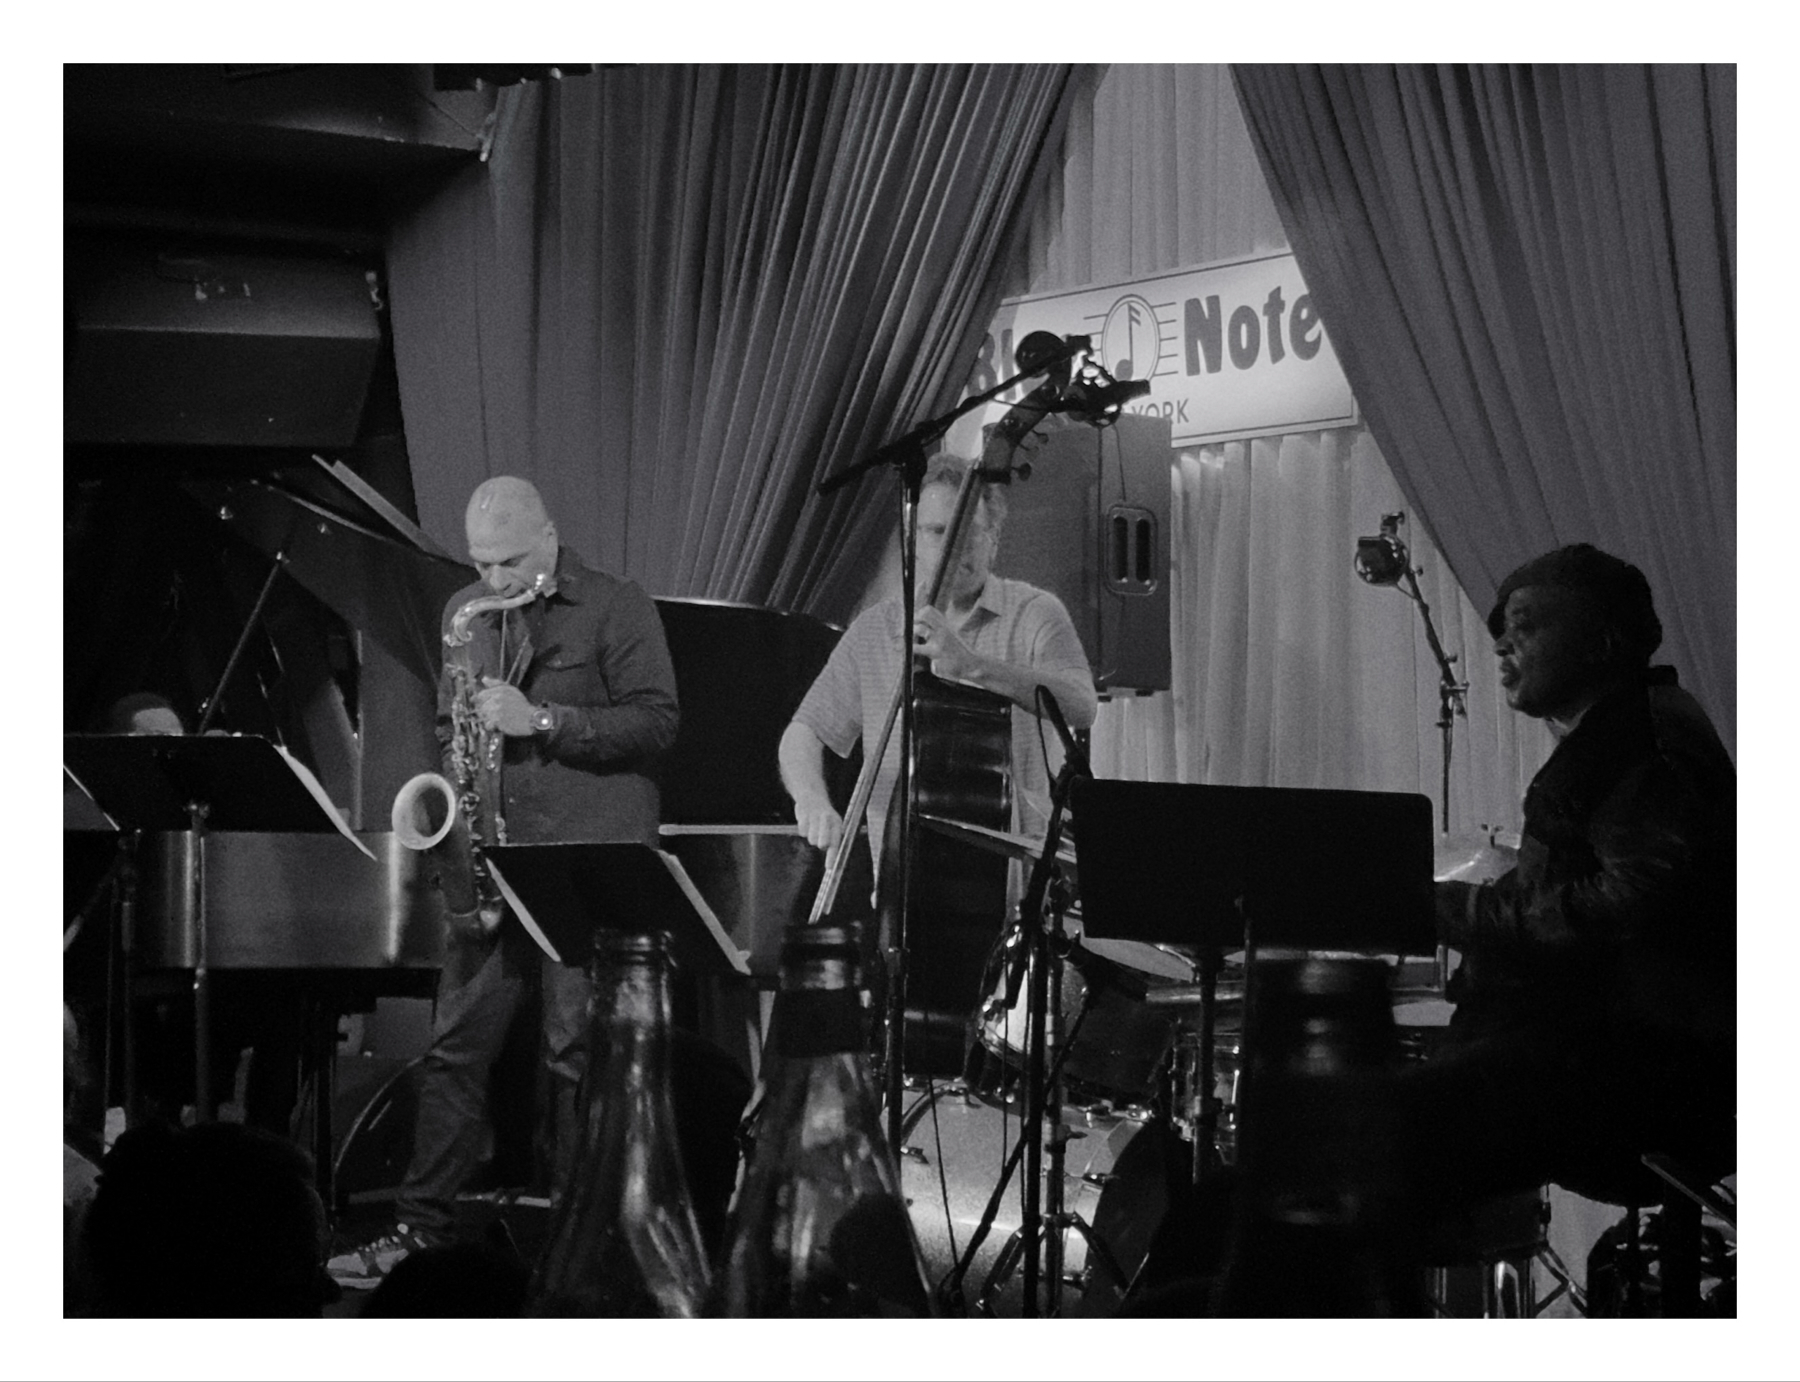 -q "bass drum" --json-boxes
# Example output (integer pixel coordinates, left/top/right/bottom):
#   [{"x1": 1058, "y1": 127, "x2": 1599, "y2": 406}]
[{"x1": 898, "y1": 1084, "x2": 1172, "y2": 1318}]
